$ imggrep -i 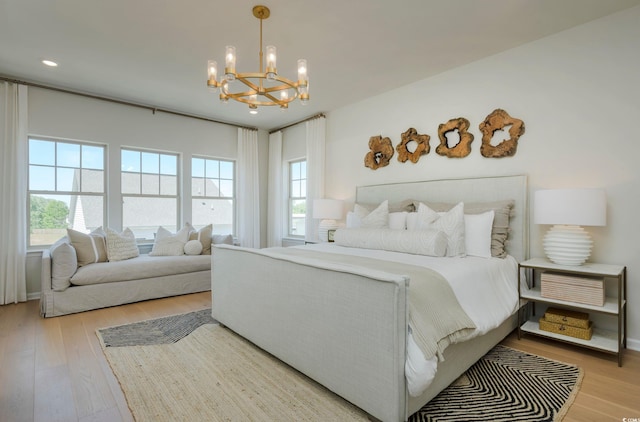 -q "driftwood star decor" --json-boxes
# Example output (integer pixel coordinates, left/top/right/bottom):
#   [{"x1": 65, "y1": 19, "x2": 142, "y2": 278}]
[
  {"x1": 396, "y1": 128, "x2": 430, "y2": 163},
  {"x1": 436, "y1": 117, "x2": 474, "y2": 158},
  {"x1": 479, "y1": 109, "x2": 526, "y2": 158},
  {"x1": 364, "y1": 135, "x2": 394, "y2": 170}
]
